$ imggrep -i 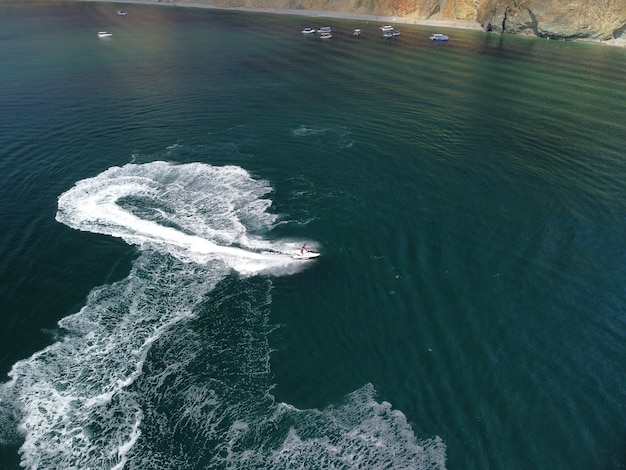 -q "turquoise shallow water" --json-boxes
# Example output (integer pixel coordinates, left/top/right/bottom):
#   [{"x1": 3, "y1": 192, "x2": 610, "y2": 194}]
[{"x1": 1, "y1": 2, "x2": 626, "y2": 468}]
